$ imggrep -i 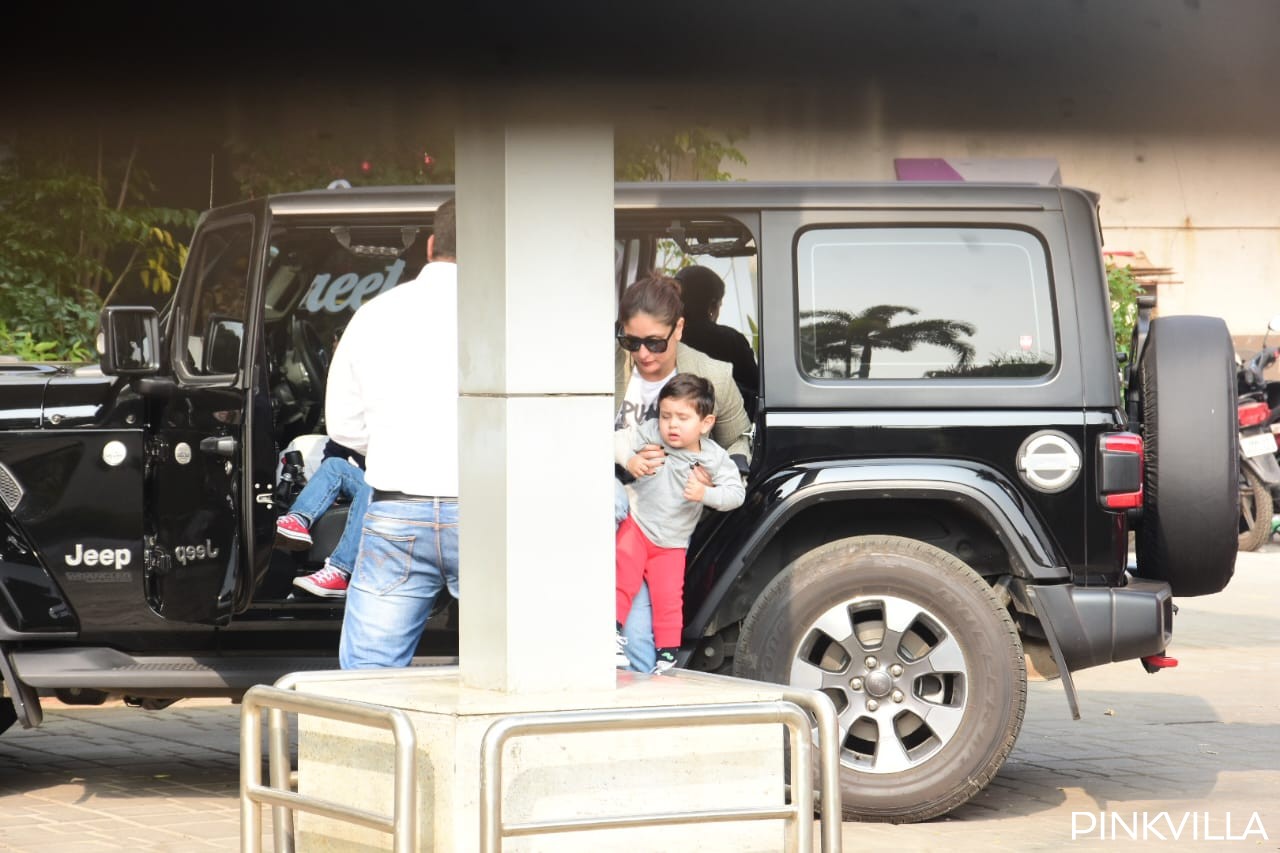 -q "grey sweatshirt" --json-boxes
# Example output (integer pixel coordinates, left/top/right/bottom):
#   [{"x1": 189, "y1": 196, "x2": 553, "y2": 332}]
[{"x1": 627, "y1": 420, "x2": 746, "y2": 549}]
